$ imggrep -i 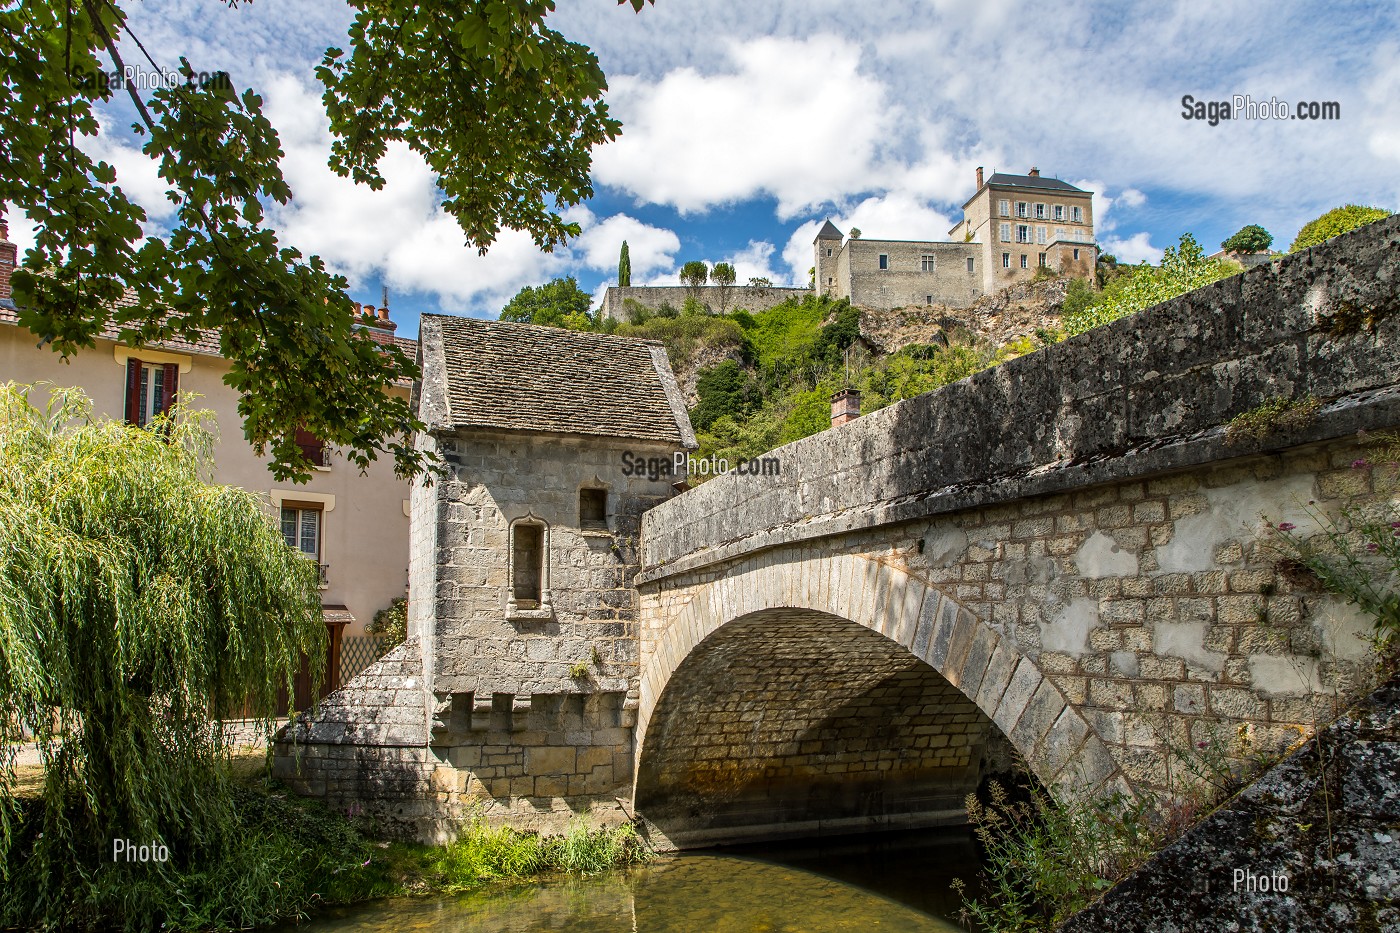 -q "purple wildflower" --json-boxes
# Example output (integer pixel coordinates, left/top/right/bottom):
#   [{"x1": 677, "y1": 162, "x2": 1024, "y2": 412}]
[
  {"x1": 1353, "y1": 459, "x2": 1369, "y2": 469},
  {"x1": 1277, "y1": 522, "x2": 1296, "y2": 531},
  {"x1": 1367, "y1": 542, "x2": 1379, "y2": 553}
]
